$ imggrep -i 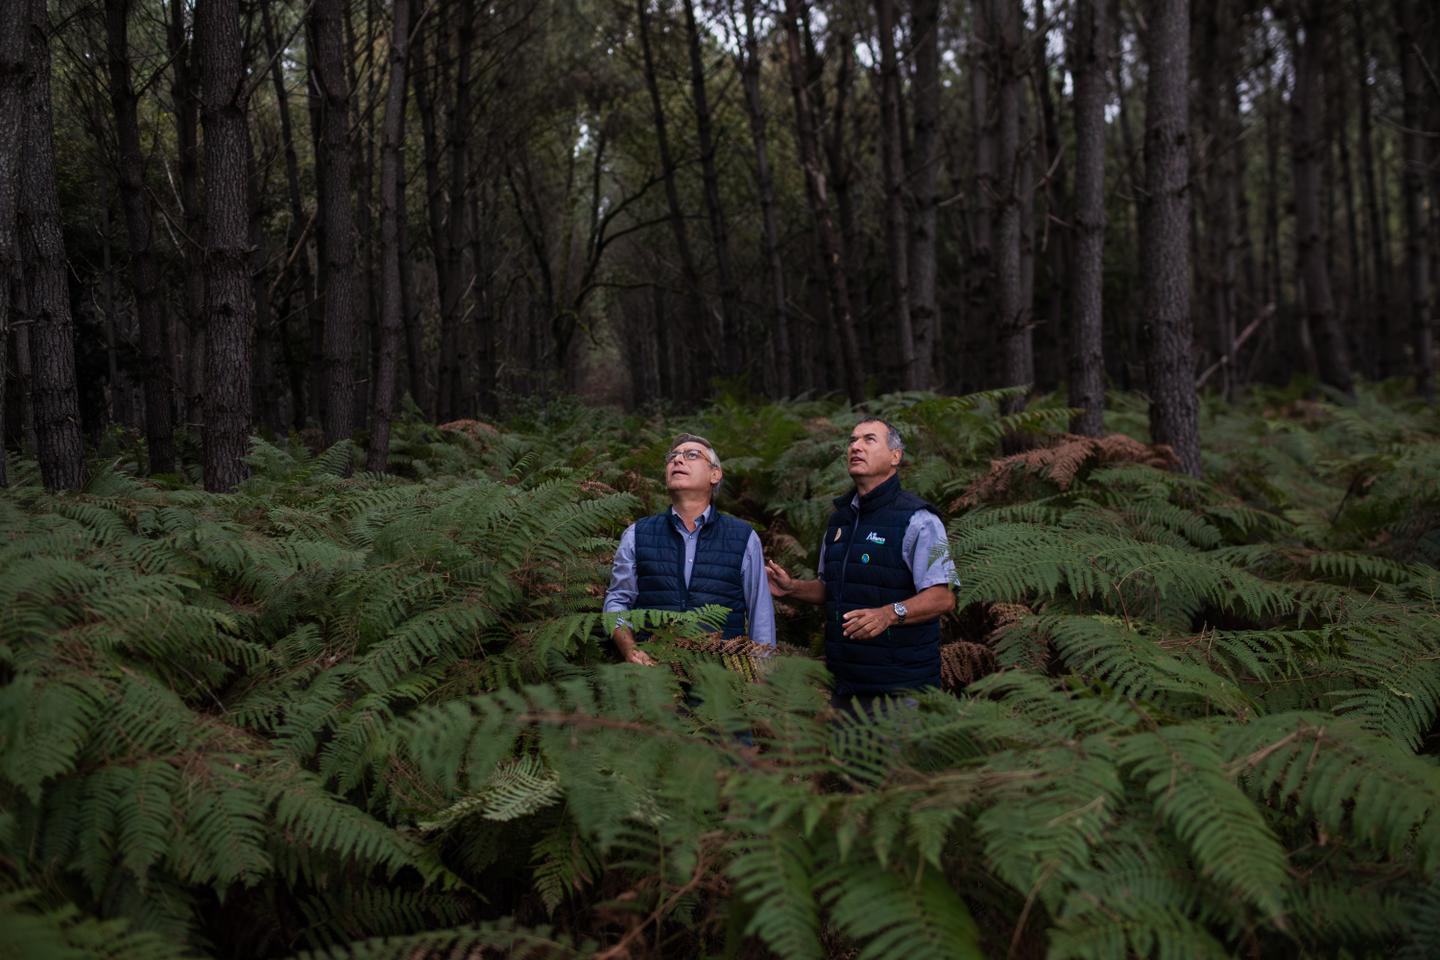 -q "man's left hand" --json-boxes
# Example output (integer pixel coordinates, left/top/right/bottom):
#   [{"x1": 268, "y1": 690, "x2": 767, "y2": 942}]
[{"x1": 840, "y1": 605, "x2": 897, "y2": 640}]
